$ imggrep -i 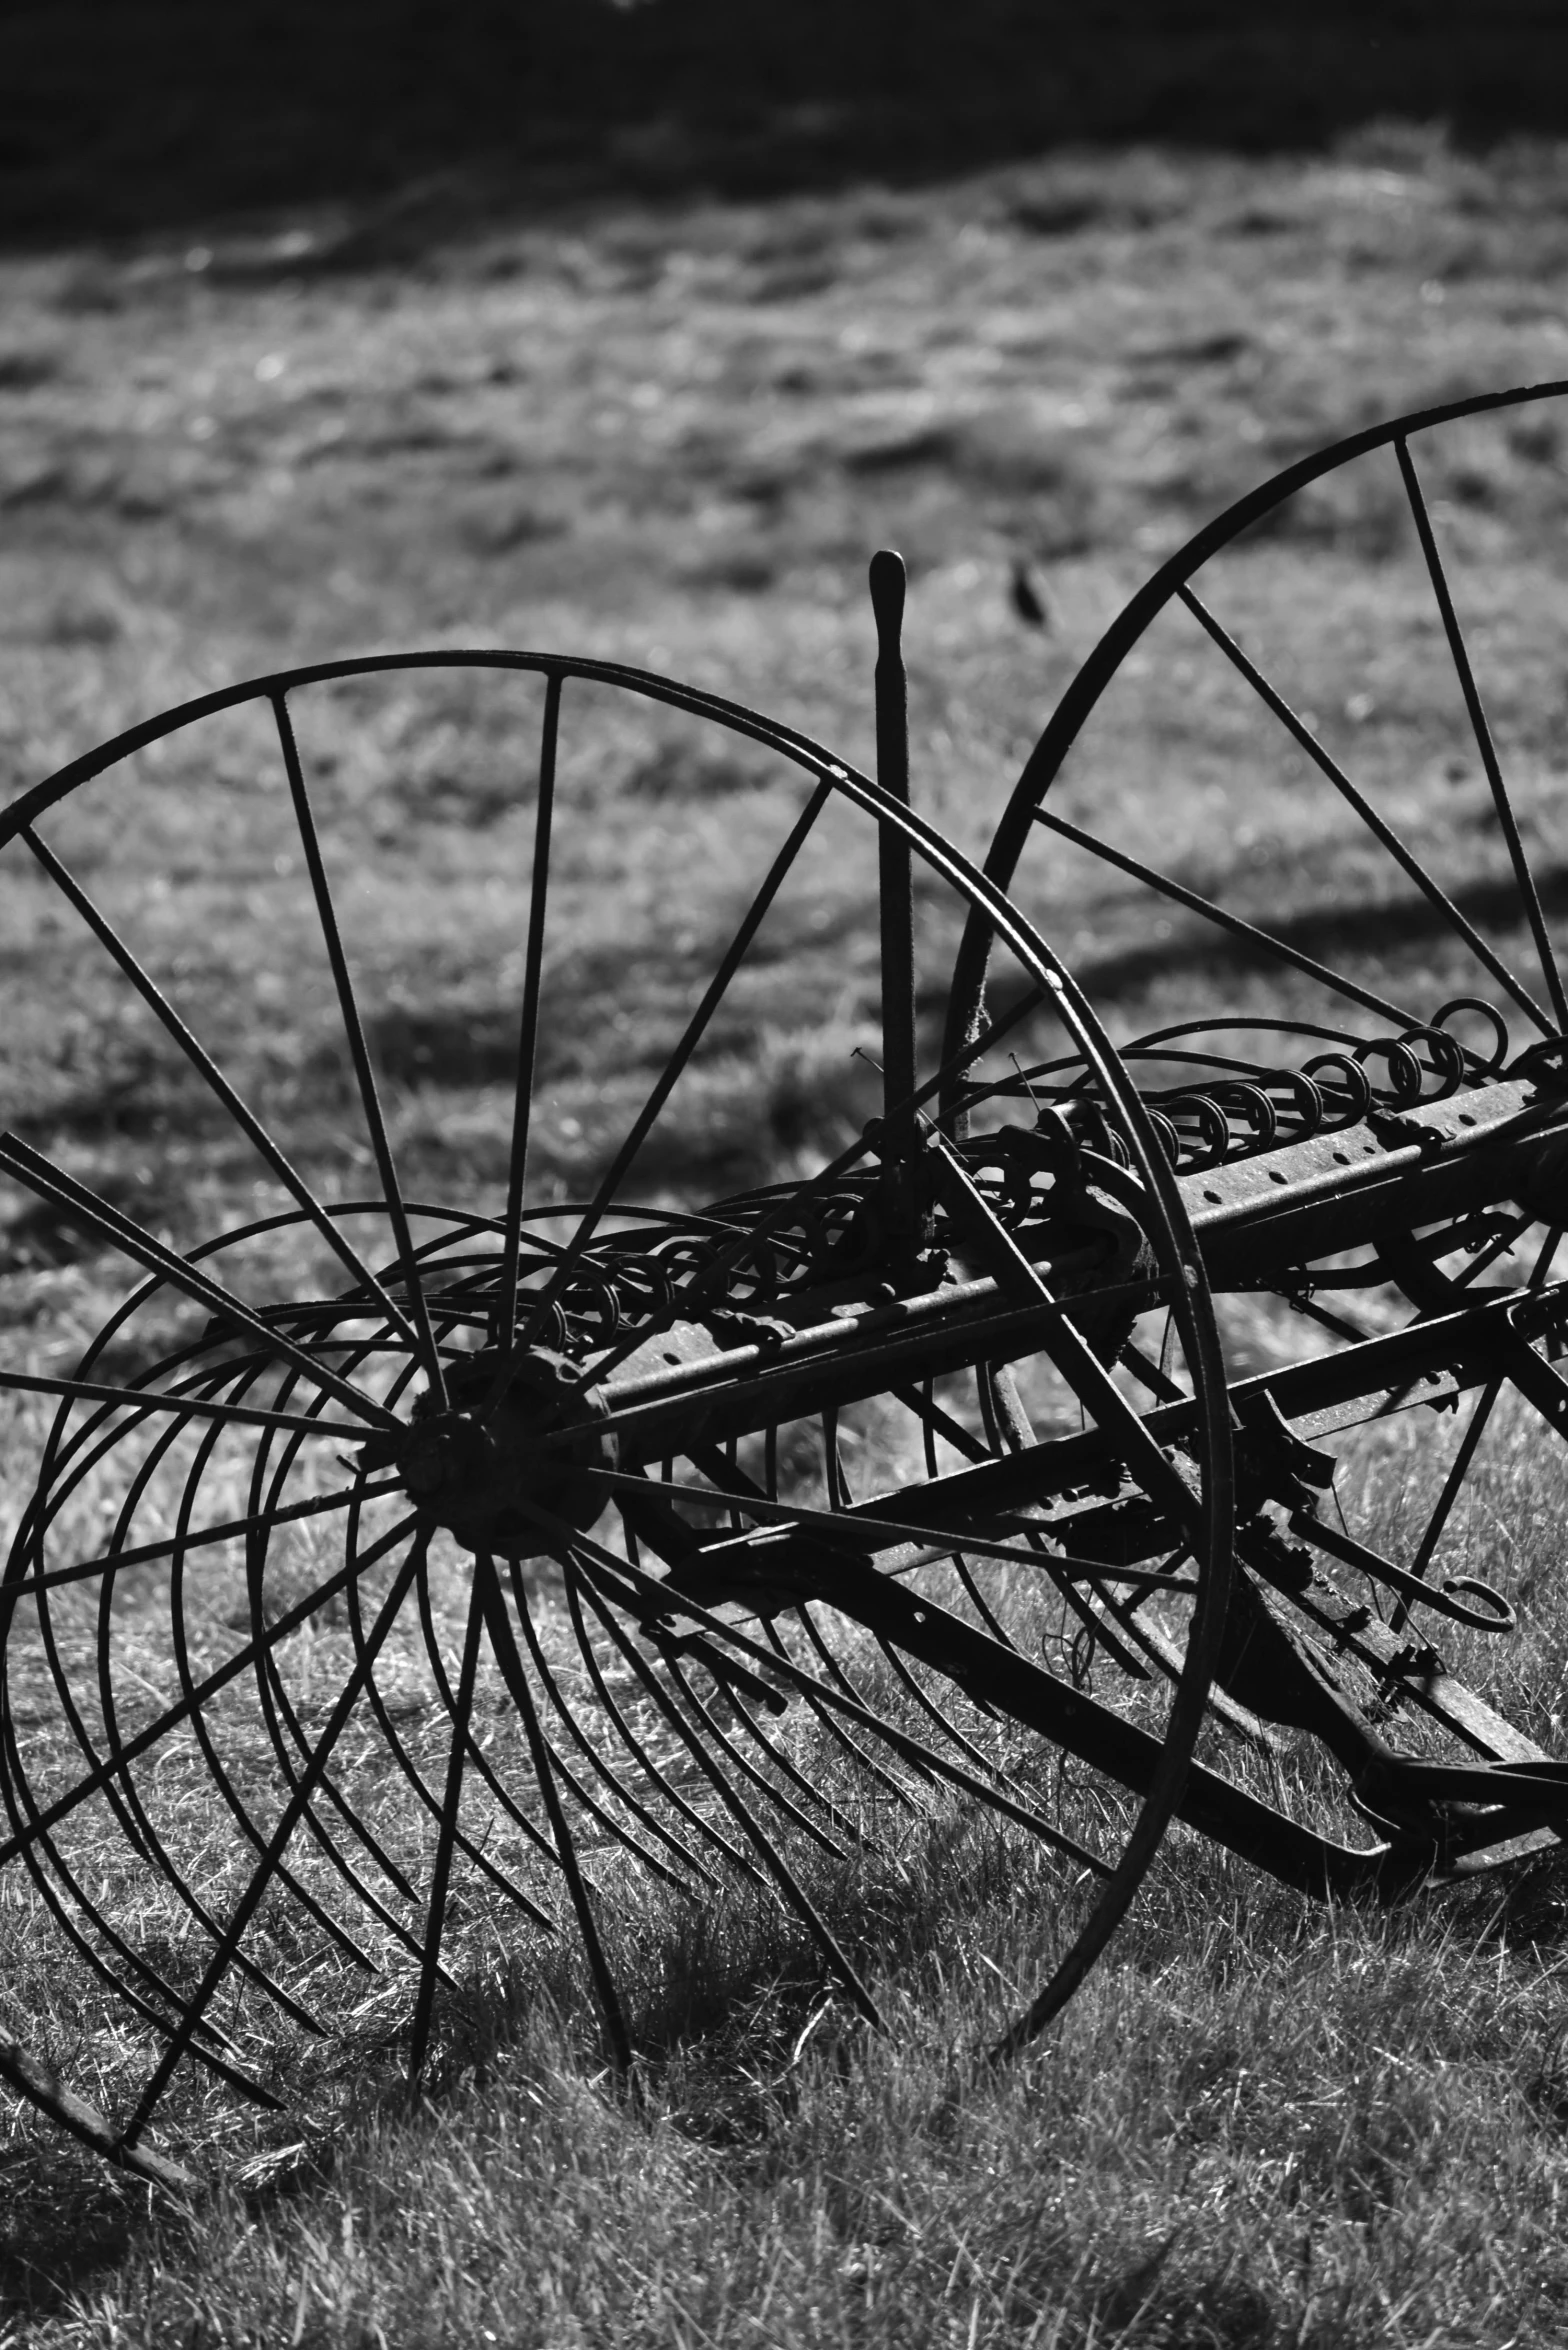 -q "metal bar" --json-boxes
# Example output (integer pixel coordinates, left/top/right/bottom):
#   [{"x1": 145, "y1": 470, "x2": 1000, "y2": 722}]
[
  {"x1": 1386, "y1": 1222, "x2": 1561, "y2": 1630},
  {"x1": 581, "y1": 1463, "x2": 1197, "y2": 1593}
]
